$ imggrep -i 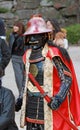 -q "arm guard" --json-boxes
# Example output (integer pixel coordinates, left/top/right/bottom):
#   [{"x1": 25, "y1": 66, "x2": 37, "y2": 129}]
[{"x1": 48, "y1": 56, "x2": 72, "y2": 110}]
